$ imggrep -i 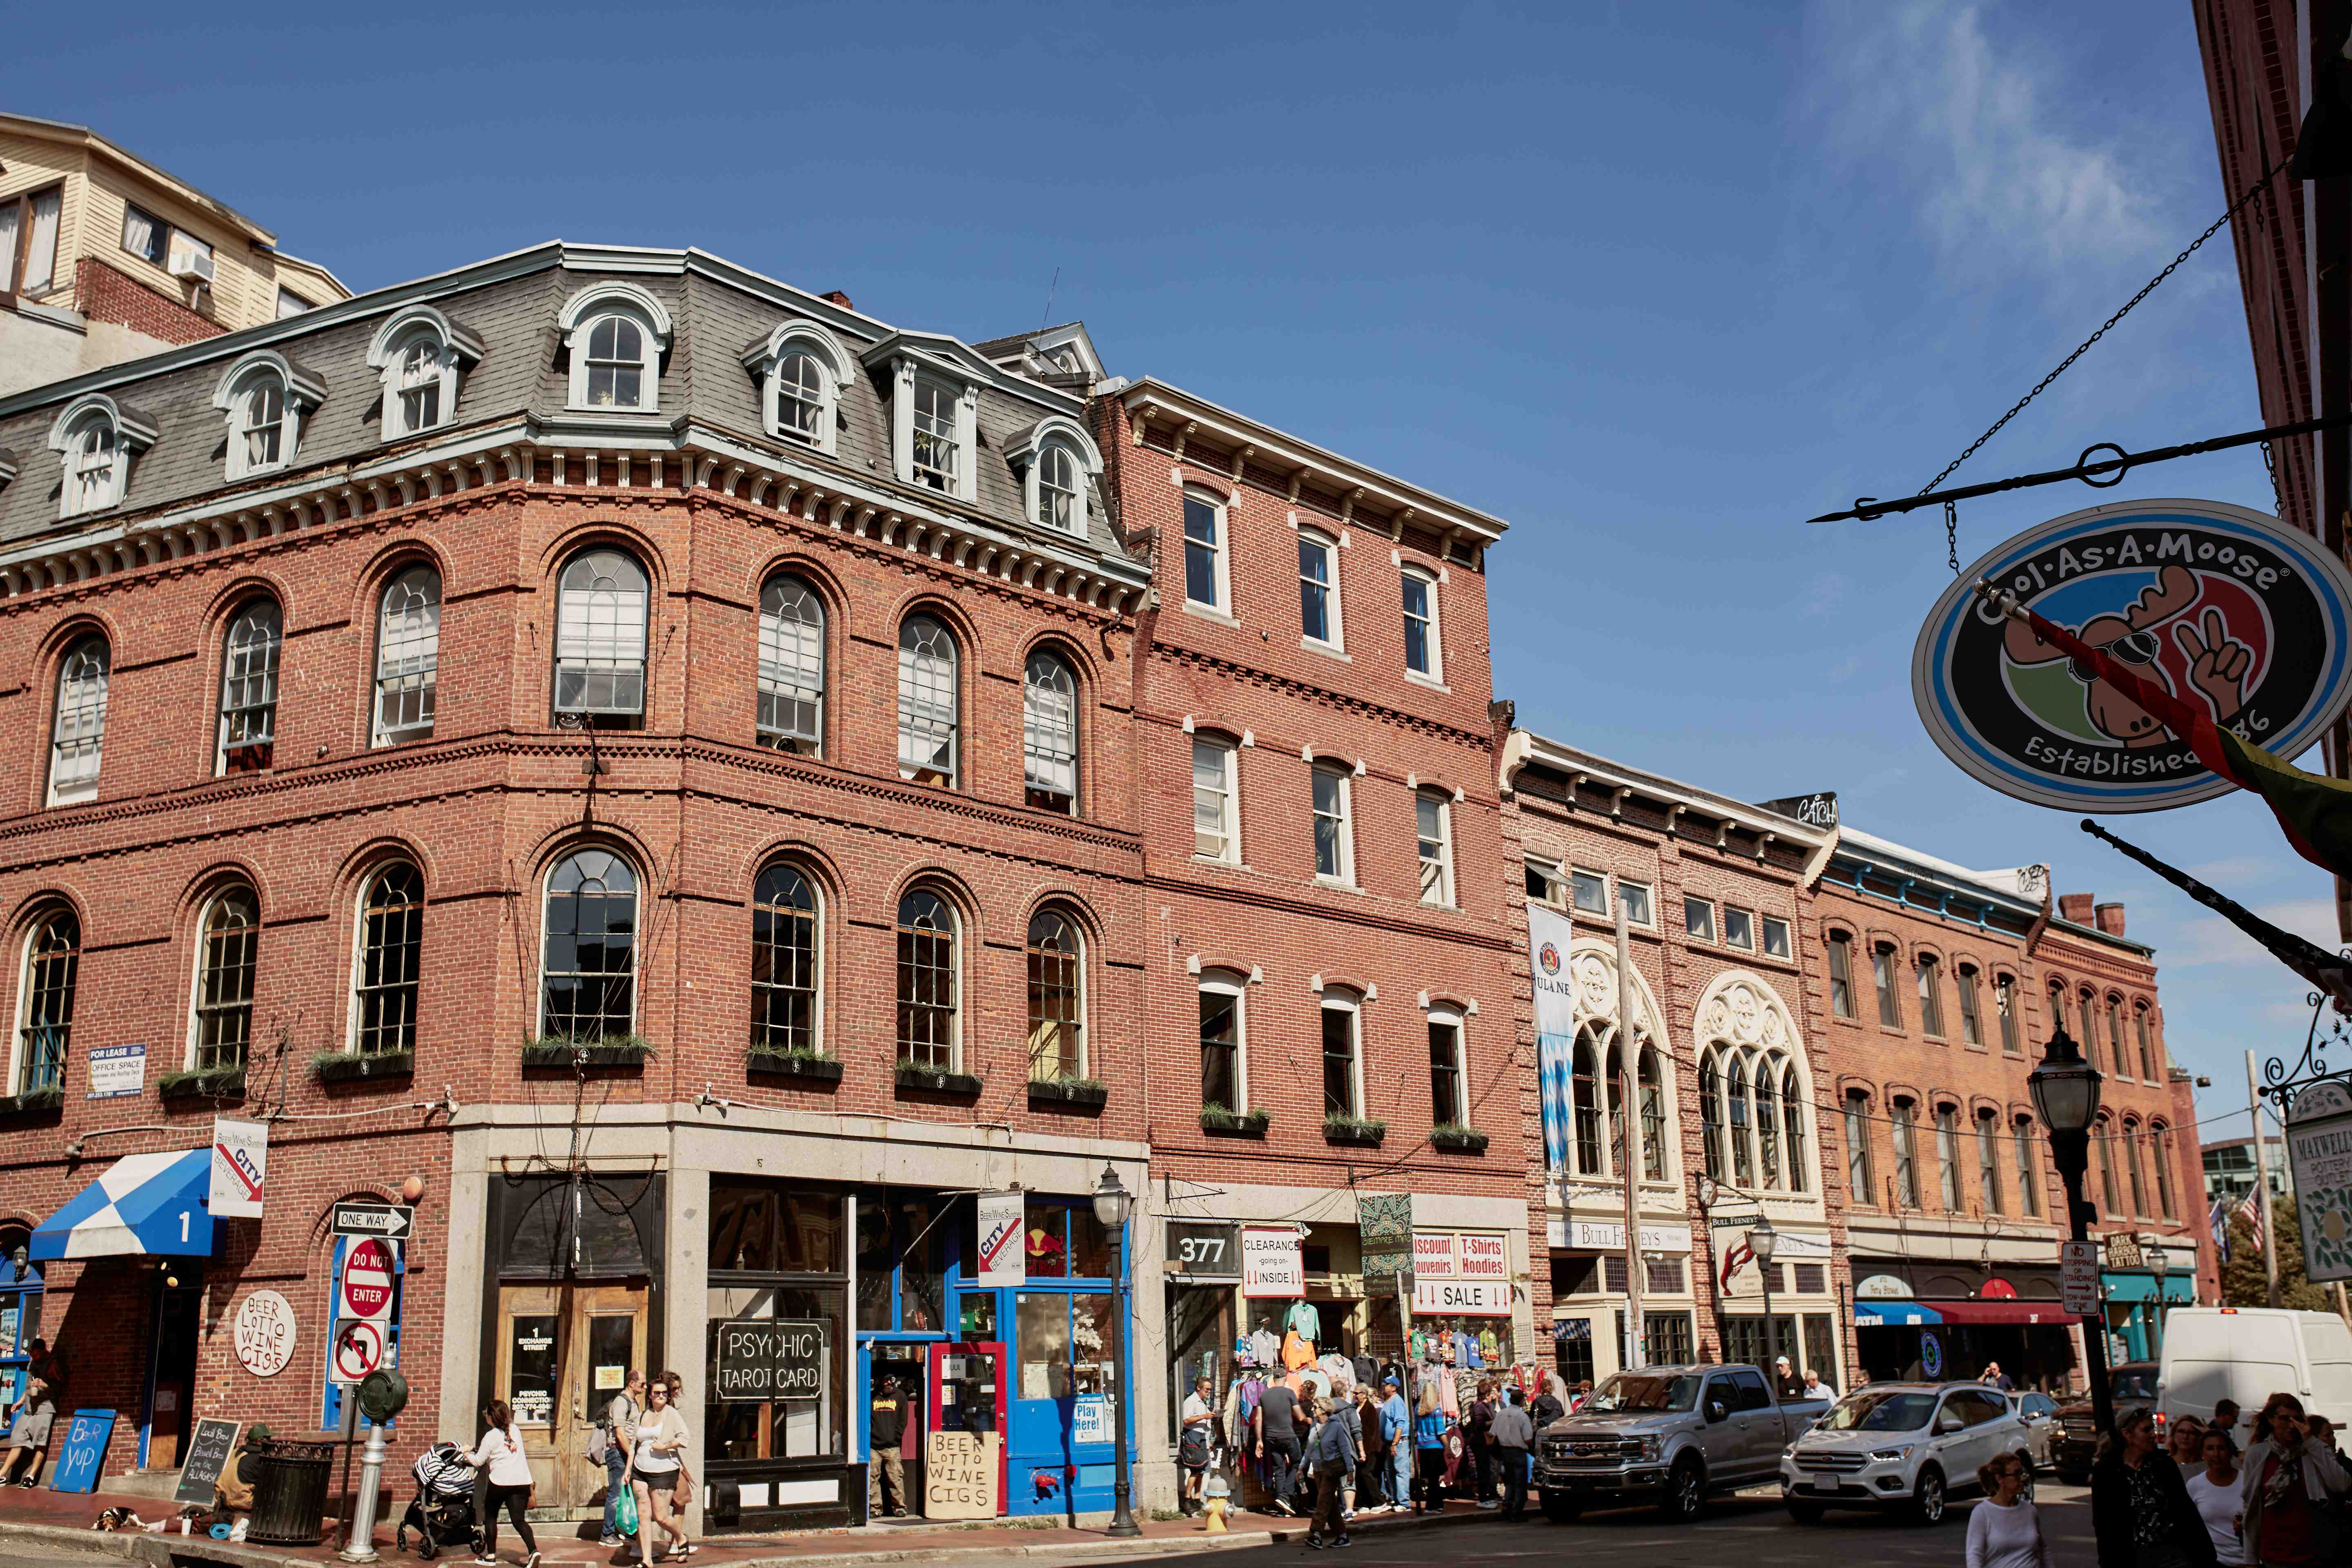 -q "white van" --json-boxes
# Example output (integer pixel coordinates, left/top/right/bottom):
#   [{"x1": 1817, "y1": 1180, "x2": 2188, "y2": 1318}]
[{"x1": 2158, "y1": 1307, "x2": 2352, "y2": 1429}]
